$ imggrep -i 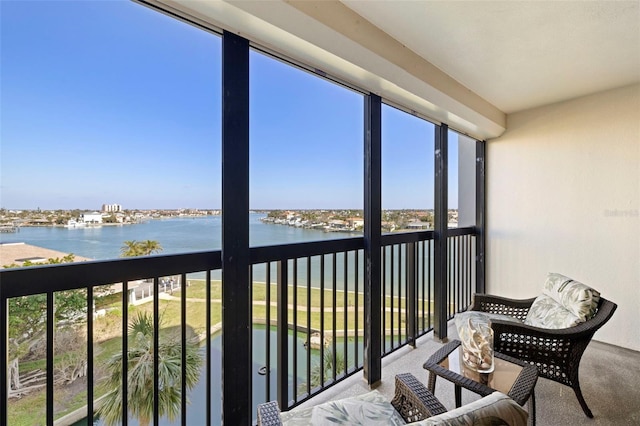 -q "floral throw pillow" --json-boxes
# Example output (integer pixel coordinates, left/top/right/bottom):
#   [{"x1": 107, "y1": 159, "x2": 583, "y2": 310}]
[
  {"x1": 280, "y1": 390, "x2": 406, "y2": 425},
  {"x1": 542, "y1": 273, "x2": 600, "y2": 322},
  {"x1": 524, "y1": 294, "x2": 582, "y2": 329}
]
